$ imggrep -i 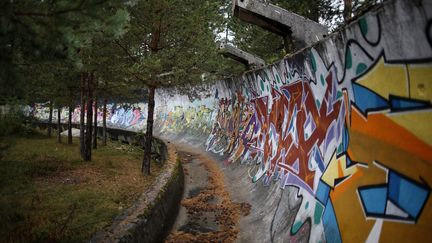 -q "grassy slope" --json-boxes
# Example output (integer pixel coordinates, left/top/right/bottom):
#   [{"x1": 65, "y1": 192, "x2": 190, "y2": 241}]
[{"x1": 0, "y1": 131, "x2": 162, "y2": 242}]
